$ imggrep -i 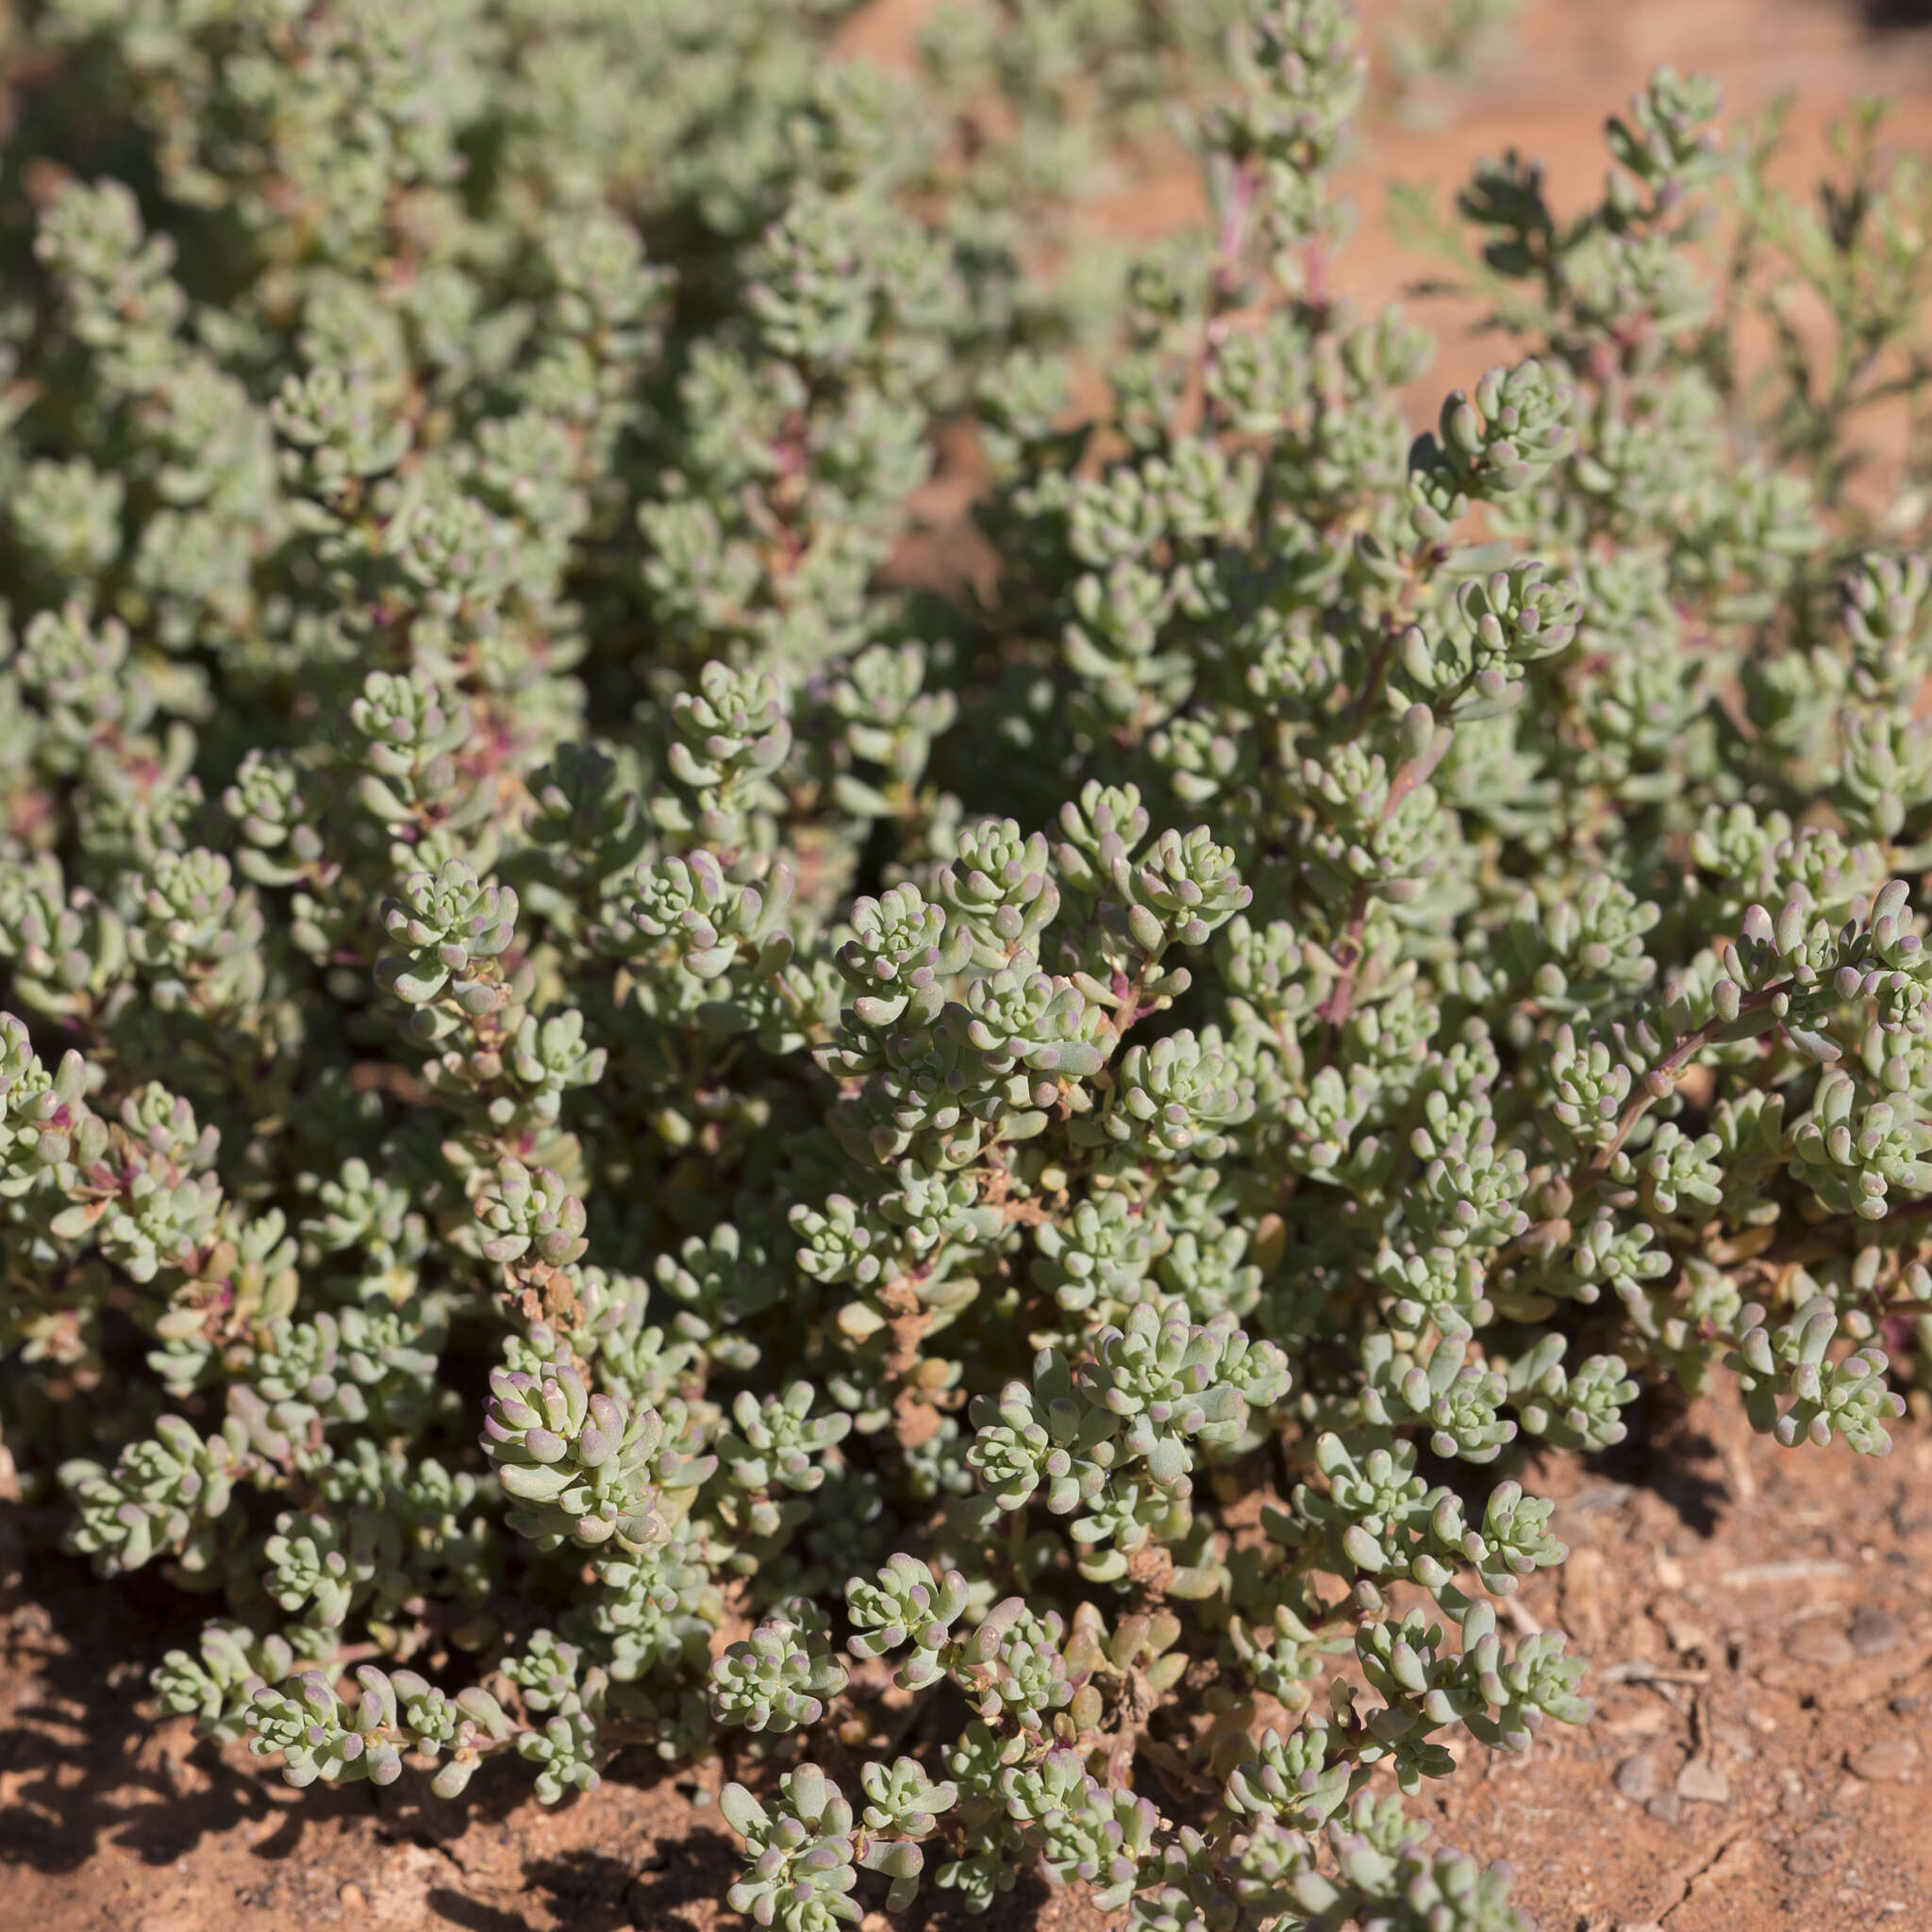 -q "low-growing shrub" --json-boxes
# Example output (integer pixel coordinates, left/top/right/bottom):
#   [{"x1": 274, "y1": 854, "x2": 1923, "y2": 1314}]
[{"x1": 1, "y1": 3, "x2": 1929, "y2": 1927}]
